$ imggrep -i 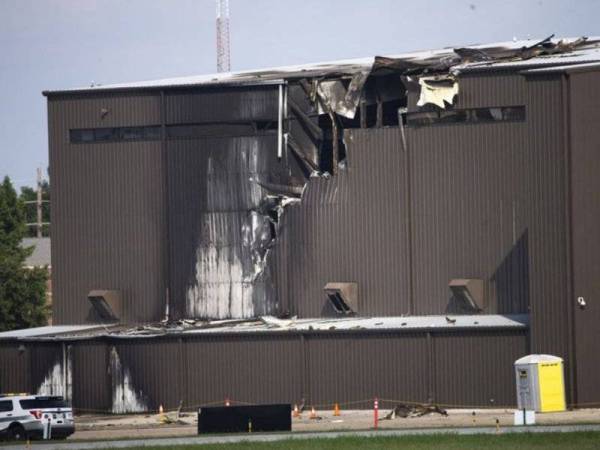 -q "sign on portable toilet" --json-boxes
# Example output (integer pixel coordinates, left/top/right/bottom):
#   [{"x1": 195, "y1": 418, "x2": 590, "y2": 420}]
[{"x1": 514, "y1": 354, "x2": 566, "y2": 413}]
